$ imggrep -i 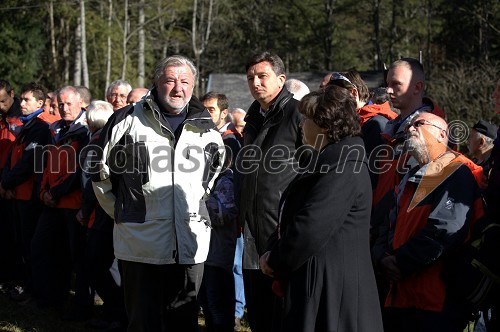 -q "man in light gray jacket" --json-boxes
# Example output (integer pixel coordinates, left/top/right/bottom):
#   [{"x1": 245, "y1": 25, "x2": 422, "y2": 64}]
[{"x1": 92, "y1": 55, "x2": 225, "y2": 332}]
